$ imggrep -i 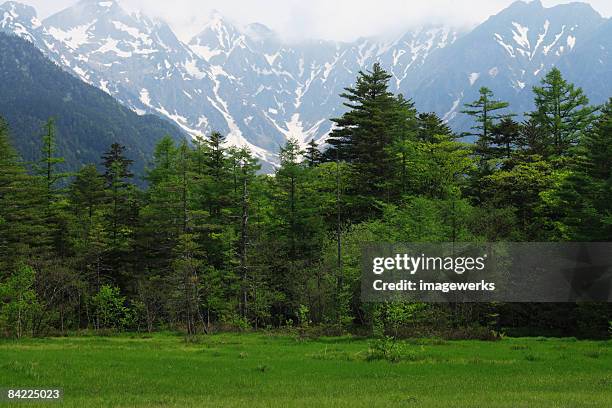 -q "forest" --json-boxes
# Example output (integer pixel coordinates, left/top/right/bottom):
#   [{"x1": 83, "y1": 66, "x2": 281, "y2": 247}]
[{"x1": 0, "y1": 64, "x2": 610, "y2": 339}]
